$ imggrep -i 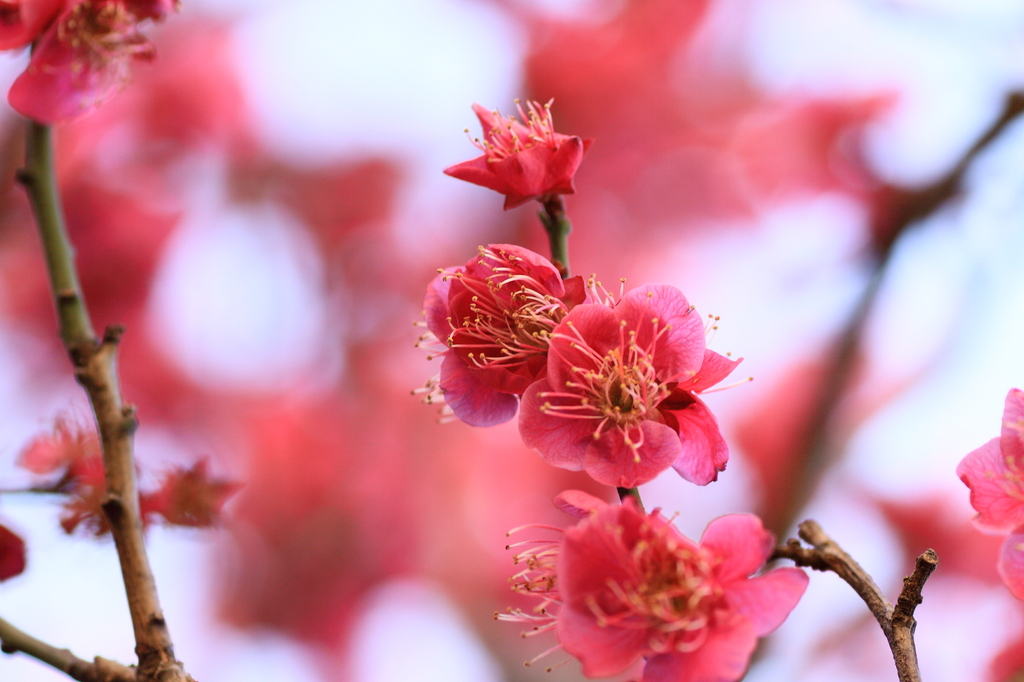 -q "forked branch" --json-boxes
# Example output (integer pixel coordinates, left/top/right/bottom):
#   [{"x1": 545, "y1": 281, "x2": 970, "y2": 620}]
[{"x1": 772, "y1": 519, "x2": 938, "y2": 682}]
